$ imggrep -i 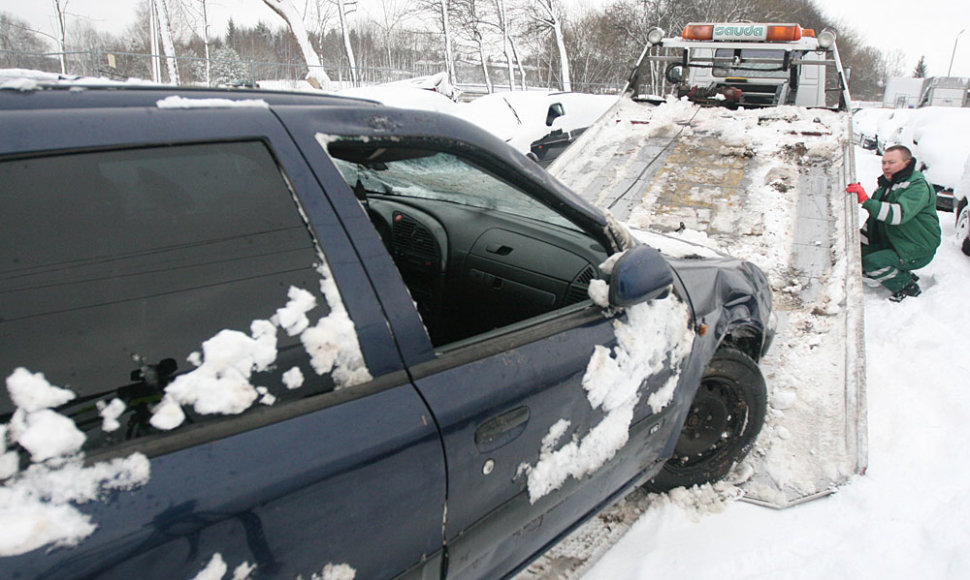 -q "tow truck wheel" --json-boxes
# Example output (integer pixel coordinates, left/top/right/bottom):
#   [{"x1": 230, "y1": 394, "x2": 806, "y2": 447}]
[
  {"x1": 956, "y1": 201, "x2": 970, "y2": 256},
  {"x1": 646, "y1": 347, "x2": 766, "y2": 492}
]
